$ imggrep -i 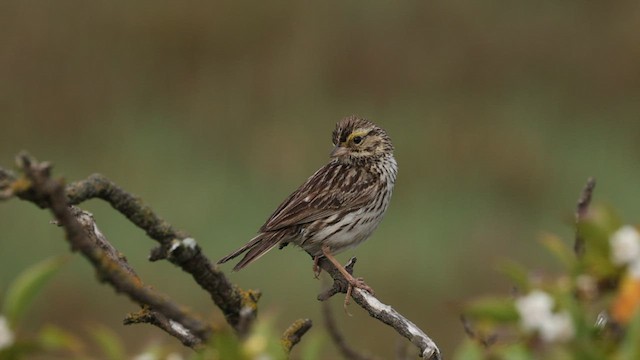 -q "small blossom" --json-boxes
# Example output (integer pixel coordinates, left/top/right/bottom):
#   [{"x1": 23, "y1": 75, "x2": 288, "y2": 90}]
[
  {"x1": 628, "y1": 259, "x2": 640, "y2": 279},
  {"x1": 132, "y1": 353, "x2": 157, "y2": 360},
  {"x1": 539, "y1": 311, "x2": 575, "y2": 343},
  {"x1": 0, "y1": 316, "x2": 14, "y2": 350},
  {"x1": 166, "y1": 353, "x2": 184, "y2": 360},
  {"x1": 515, "y1": 290, "x2": 554, "y2": 331},
  {"x1": 610, "y1": 225, "x2": 640, "y2": 265},
  {"x1": 576, "y1": 274, "x2": 598, "y2": 299}
]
